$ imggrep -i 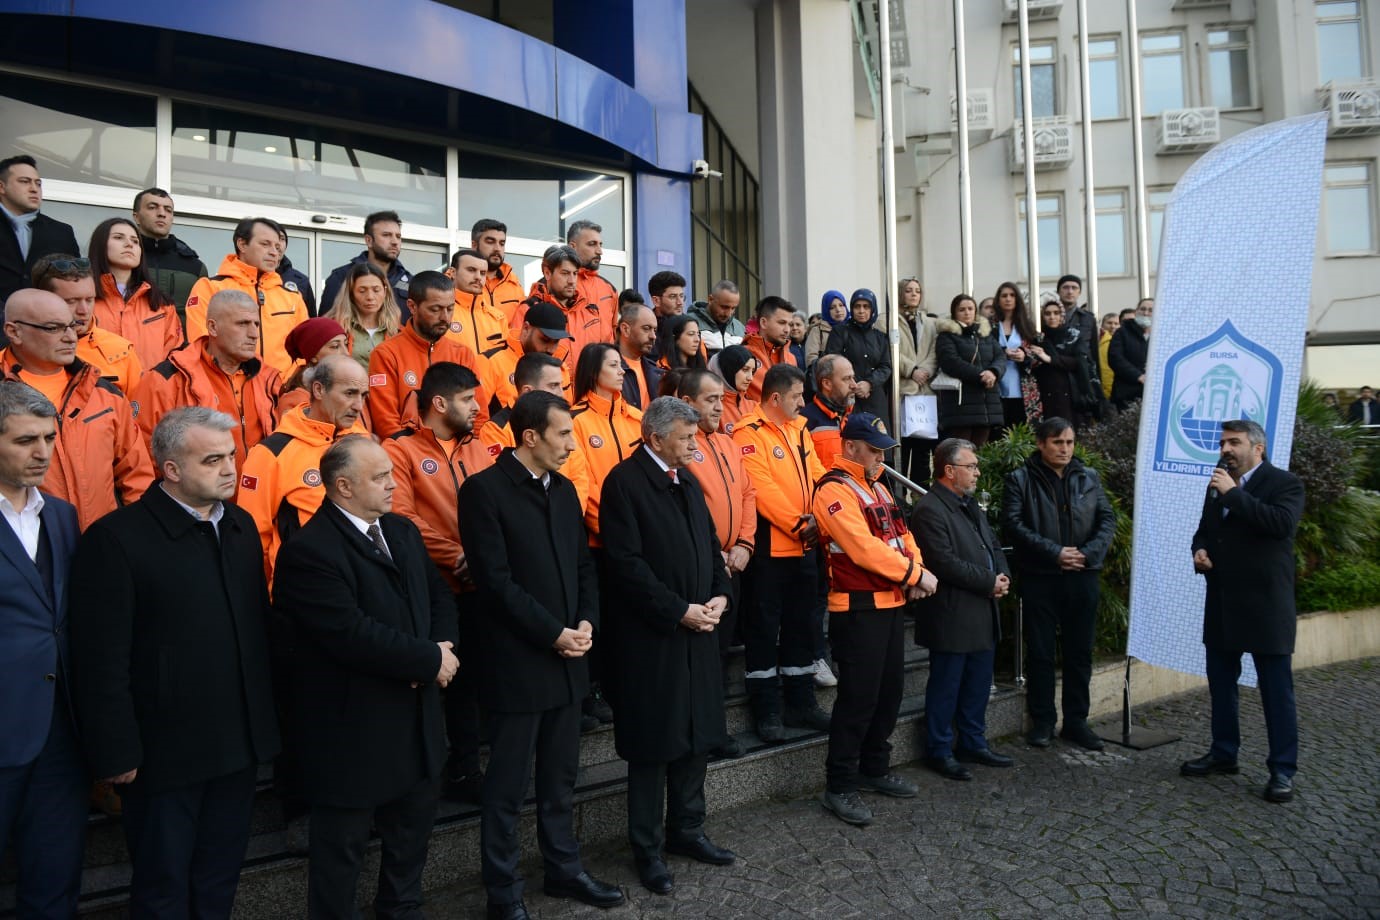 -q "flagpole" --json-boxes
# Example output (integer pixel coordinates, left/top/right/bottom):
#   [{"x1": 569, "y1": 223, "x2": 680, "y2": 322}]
[
  {"x1": 879, "y1": 0, "x2": 902, "y2": 433},
  {"x1": 1126, "y1": 0, "x2": 1151, "y2": 299},
  {"x1": 953, "y1": 0, "x2": 974, "y2": 295},
  {"x1": 1017, "y1": 0, "x2": 1041, "y2": 308},
  {"x1": 1076, "y1": 0, "x2": 1099, "y2": 316}
]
